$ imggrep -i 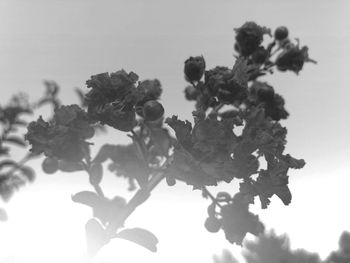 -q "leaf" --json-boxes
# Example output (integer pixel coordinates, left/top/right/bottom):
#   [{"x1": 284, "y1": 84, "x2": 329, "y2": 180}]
[
  {"x1": 216, "y1": 192, "x2": 231, "y2": 202},
  {"x1": 94, "y1": 196, "x2": 127, "y2": 225},
  {"x1": 71, "y1": 191, "x2": 101, "y2": 208},
  {"x1": 13, "y1": 119, "x2": 27, "y2": 126},
  {"x1": 58, "y1": 160, "x2": 84, "y2": 172},
  {"x1": 37, "y1": 98, "x2": 52, "y2": 107},
  {"x1": 255, "y1": 165, "x2": 292, "y2": 209},
  {"x1": 93, "y1": 144, "x2": 114, "y2": 163},
  {"x1": 4, "y1": 136, "x2": 26, "y2": 147},
  {"x1": 85, "y1": 218, "x2": 109, "y2": 257},
  {"x1": 165, "y1": 115, "x2": 193, "y2": 150},
  {"x1": 281, "y1": 154, "x2": 306, "y2": 169},
  {"x1": 207, "y1": 202, "x2": 216, "y2": 217},
  {"x1": 0, "y1": 208, "x2": 8, "y2": 221},
  {"x1": 115, "y1": 228, "x2": 158, "y2": 252},
  {"x1": 0, "y1": 160, "x2": 17, "y2": 170},
  {"x1": 220, "y1": 197, "x2": 264, "y2": 246},
  {"x1": 232, "y1": 57, "x2": 250, "y2": 88},
  {"x1": 89, "y1": 163, "x2": 103, "y2": 186},
  {"x1": 148, "y1": 127, "x2": 172, "y2": 157},
  {"x1": 107, "y1": 144, "x2": 150, "y2": 188},
  {"x1": 75, "y1": 88, "x2": 87, "y2": 107},
  {"x1": 20, "y1": 166, "x2": 35, "y2": 182}
]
